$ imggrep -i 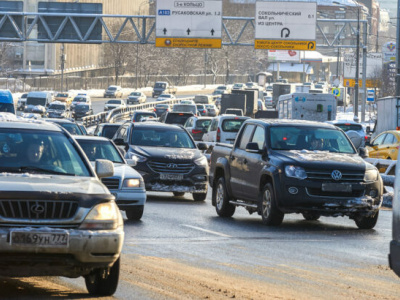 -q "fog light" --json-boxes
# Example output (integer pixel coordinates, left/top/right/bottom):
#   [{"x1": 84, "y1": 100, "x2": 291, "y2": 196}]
[
  {"x1": 194, "y1": 175, "x2": 207, "y2": 181},
  {"x1": 369, "y1": 189, "x2": 378, "y2": 198},
  {"x1": 288, "y1": 187, "x2": 298, "y2": 195}
]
